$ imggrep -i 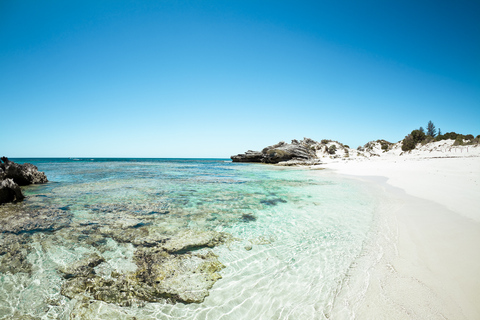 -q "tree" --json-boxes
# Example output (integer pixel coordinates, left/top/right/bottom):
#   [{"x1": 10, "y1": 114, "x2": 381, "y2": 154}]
[
  {"x1": 427, "y1": 120, "x2": 436, "y2": 137},
  {"x1": 402, "y1": 129, "x2": 426, "y2": 151},
  {"x1": 438, "y1": 128, "x2": 441, "y2": 136}
]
